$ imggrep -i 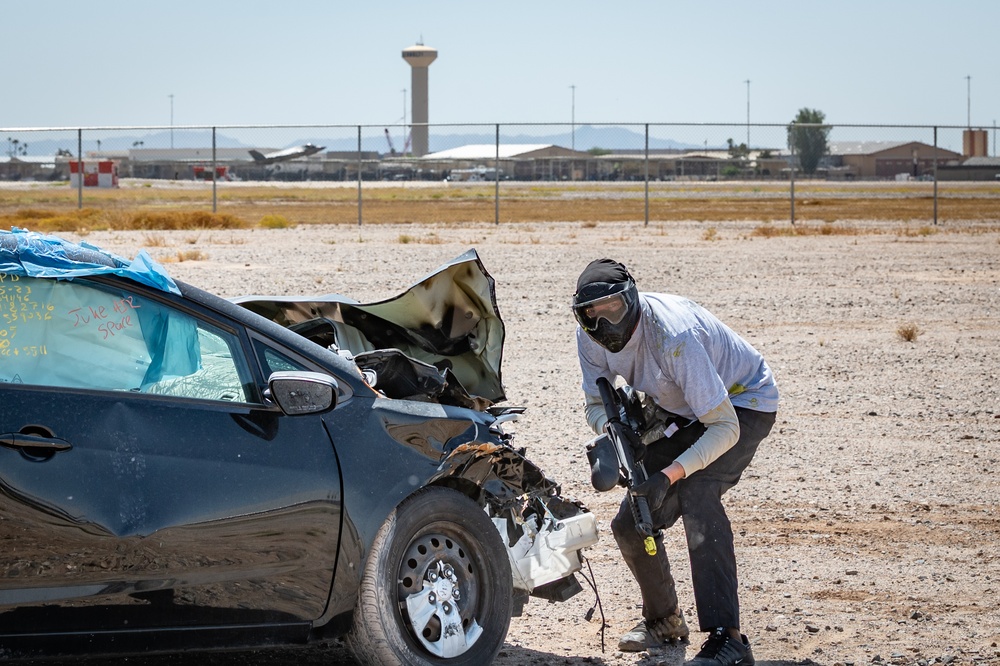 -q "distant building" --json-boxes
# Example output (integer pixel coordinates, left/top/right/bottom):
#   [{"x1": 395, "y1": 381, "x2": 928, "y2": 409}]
[
  {"x1": 937, "y1": 156, "x2": 1000, "y2": 181},
  {"x1": 827, "y1": 141, "x2": 962, "y2": 179},
  {"x1": 0, "y1": 155, "x2": 61, "y2": 181},
  {"x1": 588, "y1": 149, "x2": 782, "y2": 181},
  {"x1": 32, "y1": 136, "x2": 984, "y2": 184},
  {"x1": 963, "y1": 129, "x2": 989, "y2": 158},
  {"x1": 101, "y1": 147, "x2": 373, "y2": 182},
  {"x1": 69, "y1": 160, "x2": 119, "y2": 188},
  {"x1": 422, "y1": 144, "x2": 592, "y2": 180}
]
